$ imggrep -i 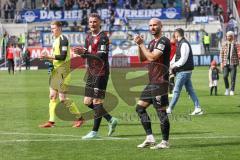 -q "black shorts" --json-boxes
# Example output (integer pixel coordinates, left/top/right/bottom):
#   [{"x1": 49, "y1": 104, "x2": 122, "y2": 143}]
[
  {"x1": 140, "y1": 84, "x2": 169, "y2": 108},
  {"x1": 85, "y1": 74, "x2": 109, "y2": 99}
]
